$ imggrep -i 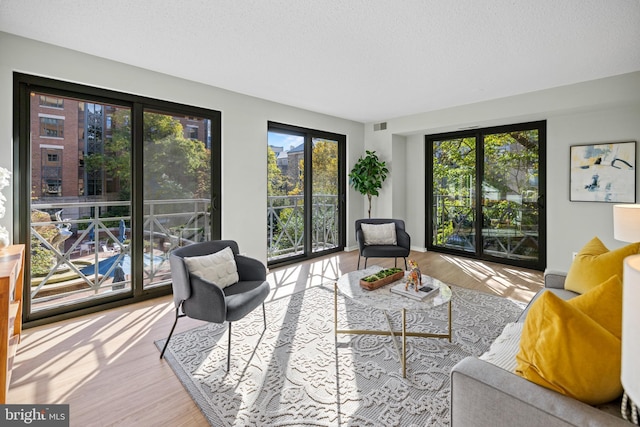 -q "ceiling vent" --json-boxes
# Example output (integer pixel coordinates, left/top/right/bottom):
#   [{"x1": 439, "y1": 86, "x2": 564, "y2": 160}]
[{"x1": 373, "y1": 122, "x2": 387, "y2": 131}]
